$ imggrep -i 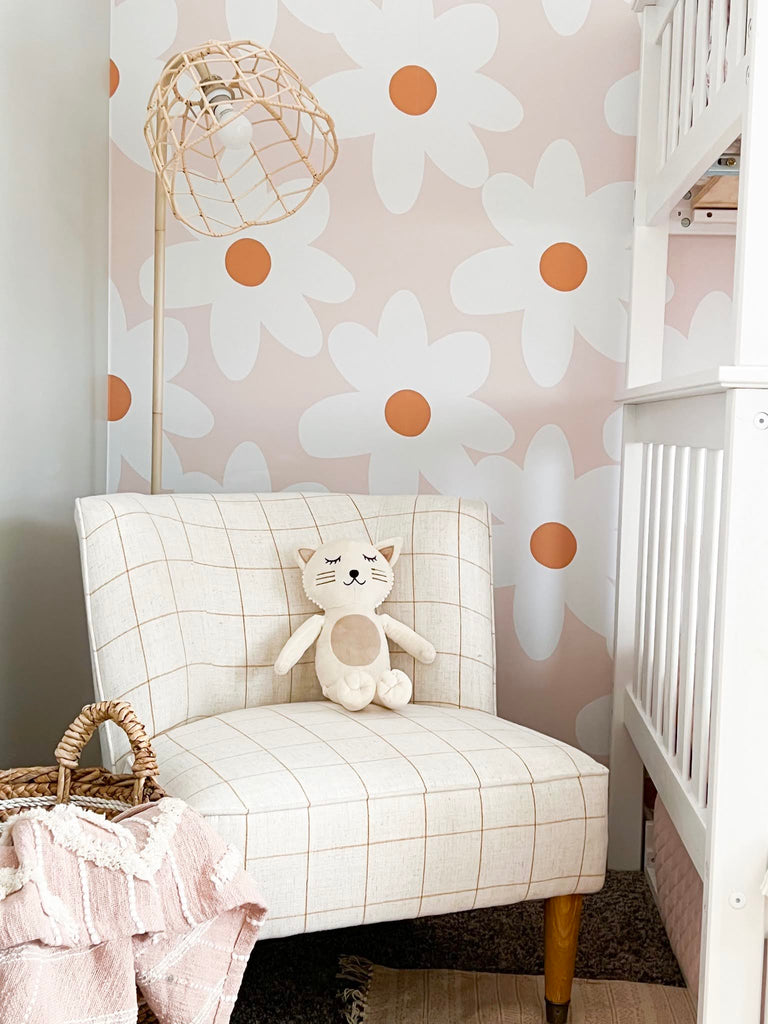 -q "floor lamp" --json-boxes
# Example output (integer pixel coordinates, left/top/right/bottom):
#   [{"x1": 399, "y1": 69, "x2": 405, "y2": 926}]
[{"x1": 143, "y1": 40, "x2": 338, "y2": 493}]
